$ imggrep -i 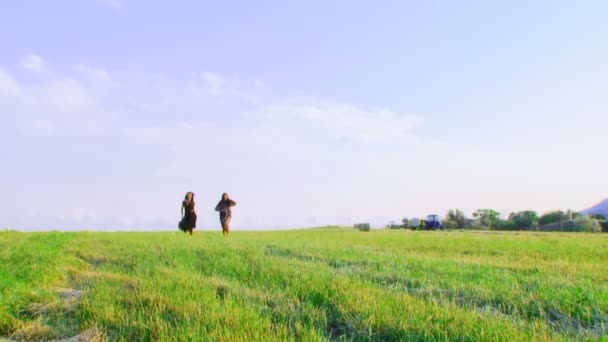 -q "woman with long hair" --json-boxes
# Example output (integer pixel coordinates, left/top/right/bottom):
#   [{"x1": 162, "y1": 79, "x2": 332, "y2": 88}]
[
  {"x1": 215, "y1": 193, "x2": 236, "y2": 236},
  {"x1": 180, "y1": 192, "x2": 197, "y2": 235}
]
